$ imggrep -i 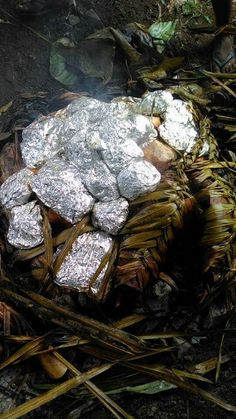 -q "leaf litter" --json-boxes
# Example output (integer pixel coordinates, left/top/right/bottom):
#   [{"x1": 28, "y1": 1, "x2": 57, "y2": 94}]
[{"x1": 0, "y1": 0, "x2": 236, "y2": 417}]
